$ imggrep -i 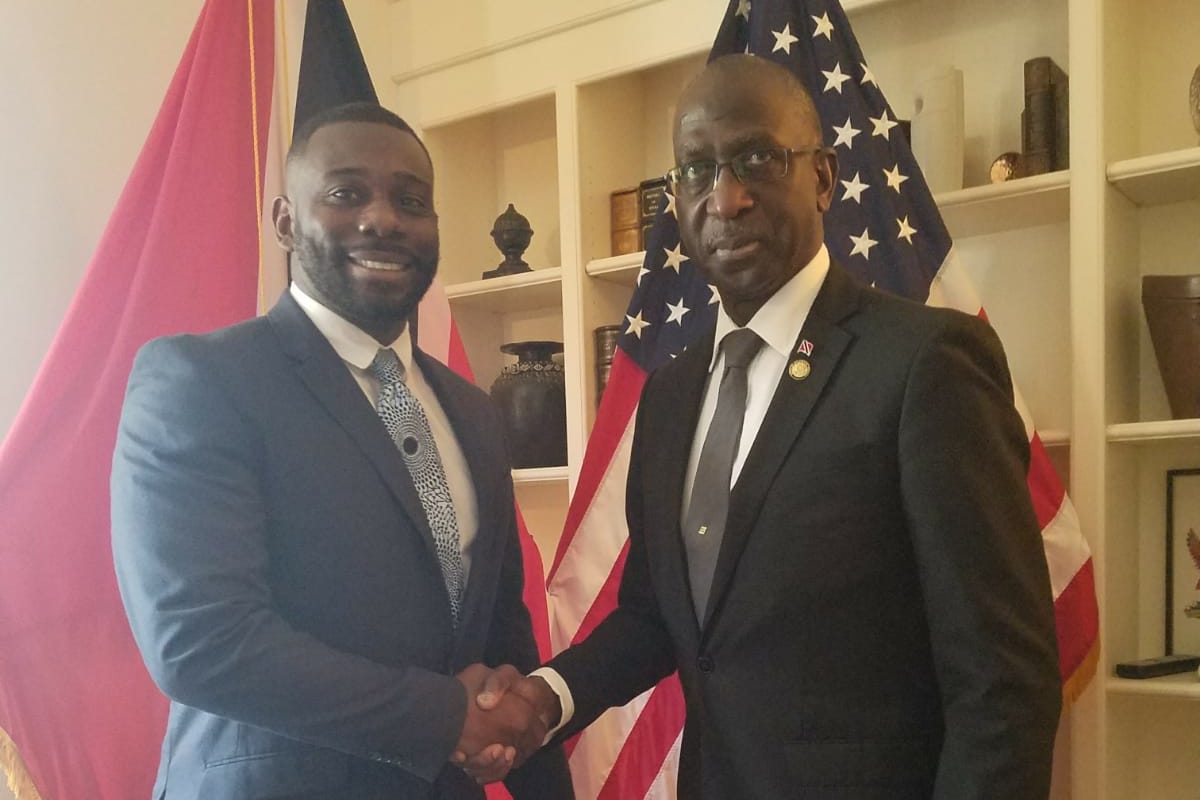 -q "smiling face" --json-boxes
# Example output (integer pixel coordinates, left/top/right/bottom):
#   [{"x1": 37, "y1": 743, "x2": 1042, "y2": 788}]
[
  {"x1": 272, "y1": 120, "x2": 439, "y2": 344},
  {"x1": 673, "y1": 57, "x2": 836, "y2": 326}
]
